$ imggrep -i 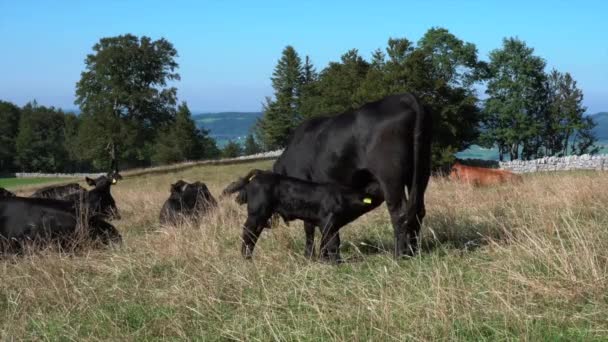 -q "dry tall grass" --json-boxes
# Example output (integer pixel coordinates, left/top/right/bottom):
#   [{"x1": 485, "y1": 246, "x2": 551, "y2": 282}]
[{"x1": 1, "y1": 160, "x2": 607, "y2": 340}]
